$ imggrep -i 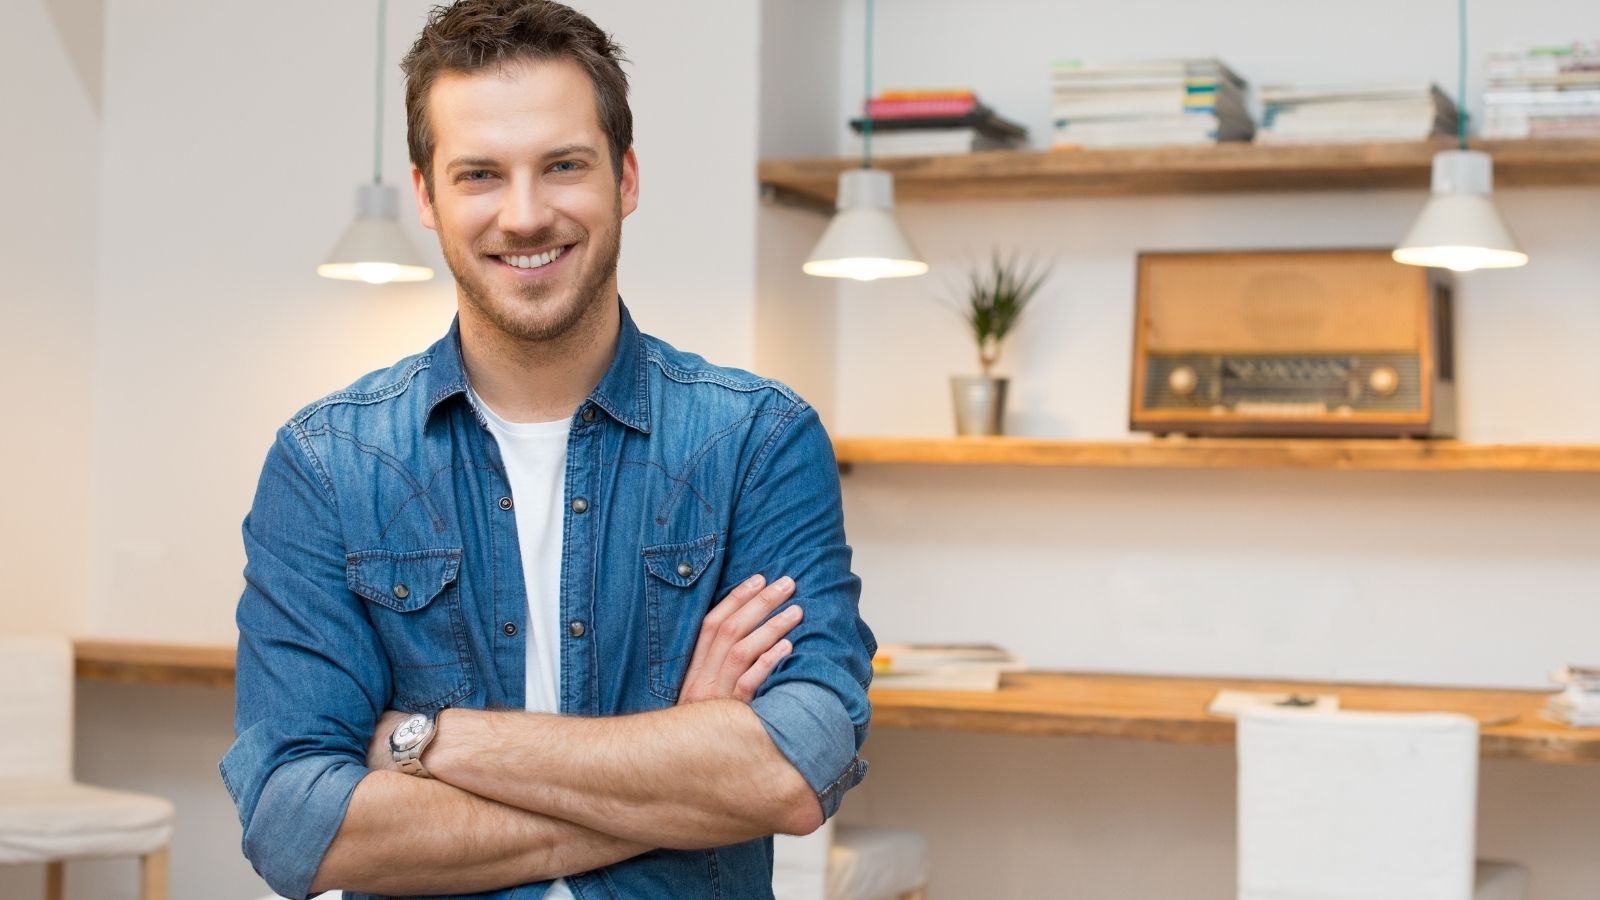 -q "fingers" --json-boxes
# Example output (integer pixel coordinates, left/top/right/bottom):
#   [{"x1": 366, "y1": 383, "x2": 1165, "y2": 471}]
[
  {"x1": 701, "y1": 573, "x2": 768, "y2": 634},
  {"x1": 677, "y1": 573, "x2": 802, "y2": 706},
  {"x1": 714, "y1": 577, "x2": 795, "y2": 651},
  {"x1": 690, "y1": 573, "x2": 768, "y2": 665},
  {"x1": 734, "y1": 638, "x2": 794, "y2": 702}
]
